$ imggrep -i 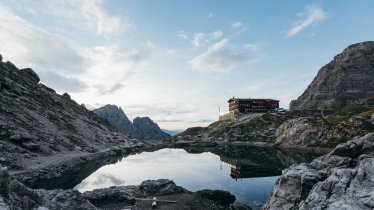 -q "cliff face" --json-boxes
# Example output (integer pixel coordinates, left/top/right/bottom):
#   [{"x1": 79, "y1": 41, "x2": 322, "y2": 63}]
[
  {"x1": 290, "y1": 41, "x2": 374, "y2": 110},
  {"x1": 93, "y1": 105, "x2": 141, "y2": 138},
  {"x1": 94, "y1": 105, "x2": 170, "y2": 141},
  {"x1": 264, "y1": 133, "x2": 374, "y2": 210},
  {"x1": 0, "y1": 56, "x2": 131, "y2": 171}
]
